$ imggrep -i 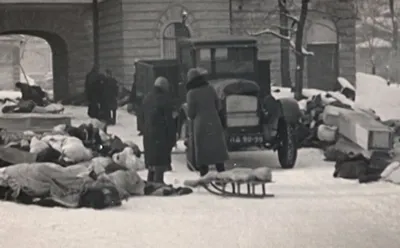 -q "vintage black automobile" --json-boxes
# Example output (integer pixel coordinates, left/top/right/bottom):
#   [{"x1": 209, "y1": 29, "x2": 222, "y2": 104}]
[{"x1": 134, "y1": 35, "x2": 301, "y2": 169}]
